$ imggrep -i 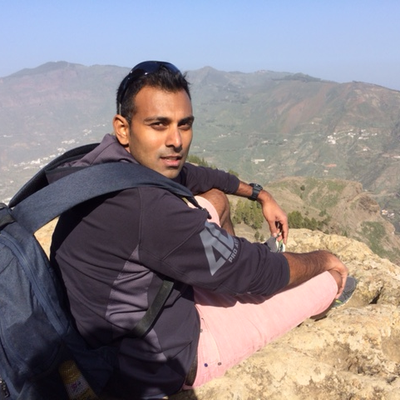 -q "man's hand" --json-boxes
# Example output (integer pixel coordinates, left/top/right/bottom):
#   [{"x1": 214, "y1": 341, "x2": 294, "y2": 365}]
[
  {"x1": 235, "y1": 182, "x2": 289, "y2": 243},
  {"x1": 283, "y1": 250, "x2": 349, "y2": 297},
  {"x1": 323, "y1": 252, "x2": 349, "y2": 298},
  {"x1": 257, "y1": 190, "x2": 289, "y2": 244}
]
